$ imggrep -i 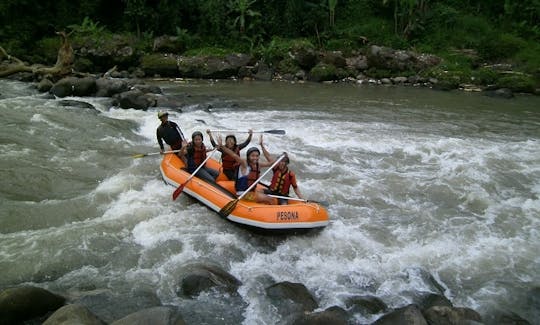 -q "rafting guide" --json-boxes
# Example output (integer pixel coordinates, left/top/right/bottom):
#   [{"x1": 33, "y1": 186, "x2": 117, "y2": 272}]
[{"x1": 156, "y1": 111, "x2": 185, "y2": 156}]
